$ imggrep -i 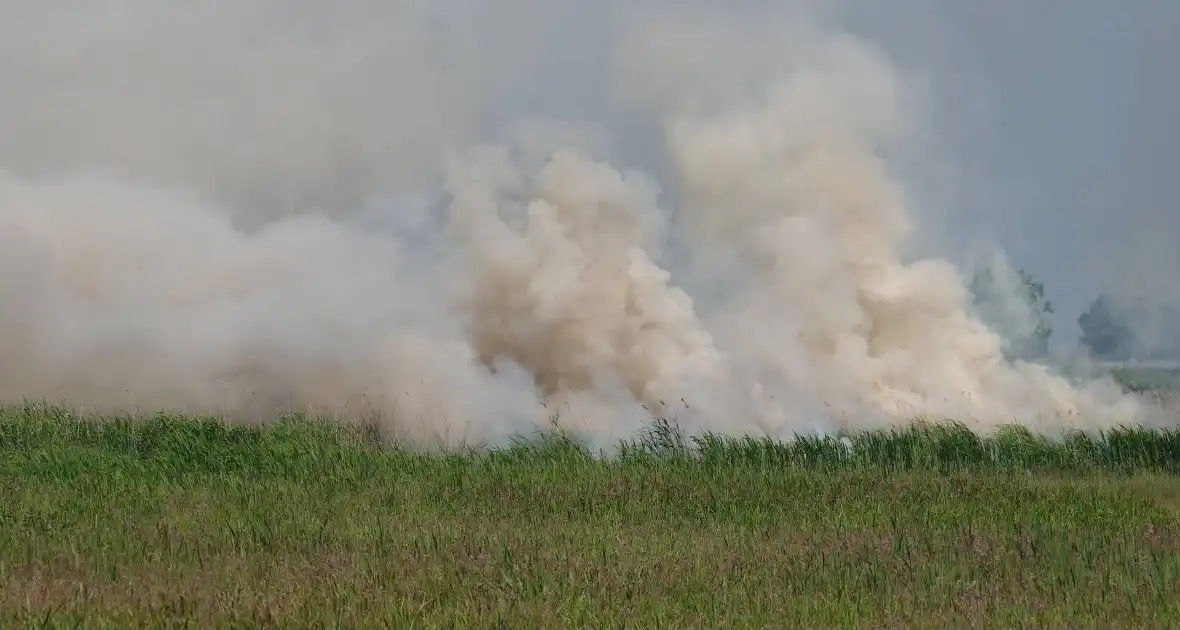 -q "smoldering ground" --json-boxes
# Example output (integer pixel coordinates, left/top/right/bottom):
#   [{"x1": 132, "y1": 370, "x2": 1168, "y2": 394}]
[{"x1": 0, "y1": 1, "x2": 1165, "y2": 448}]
